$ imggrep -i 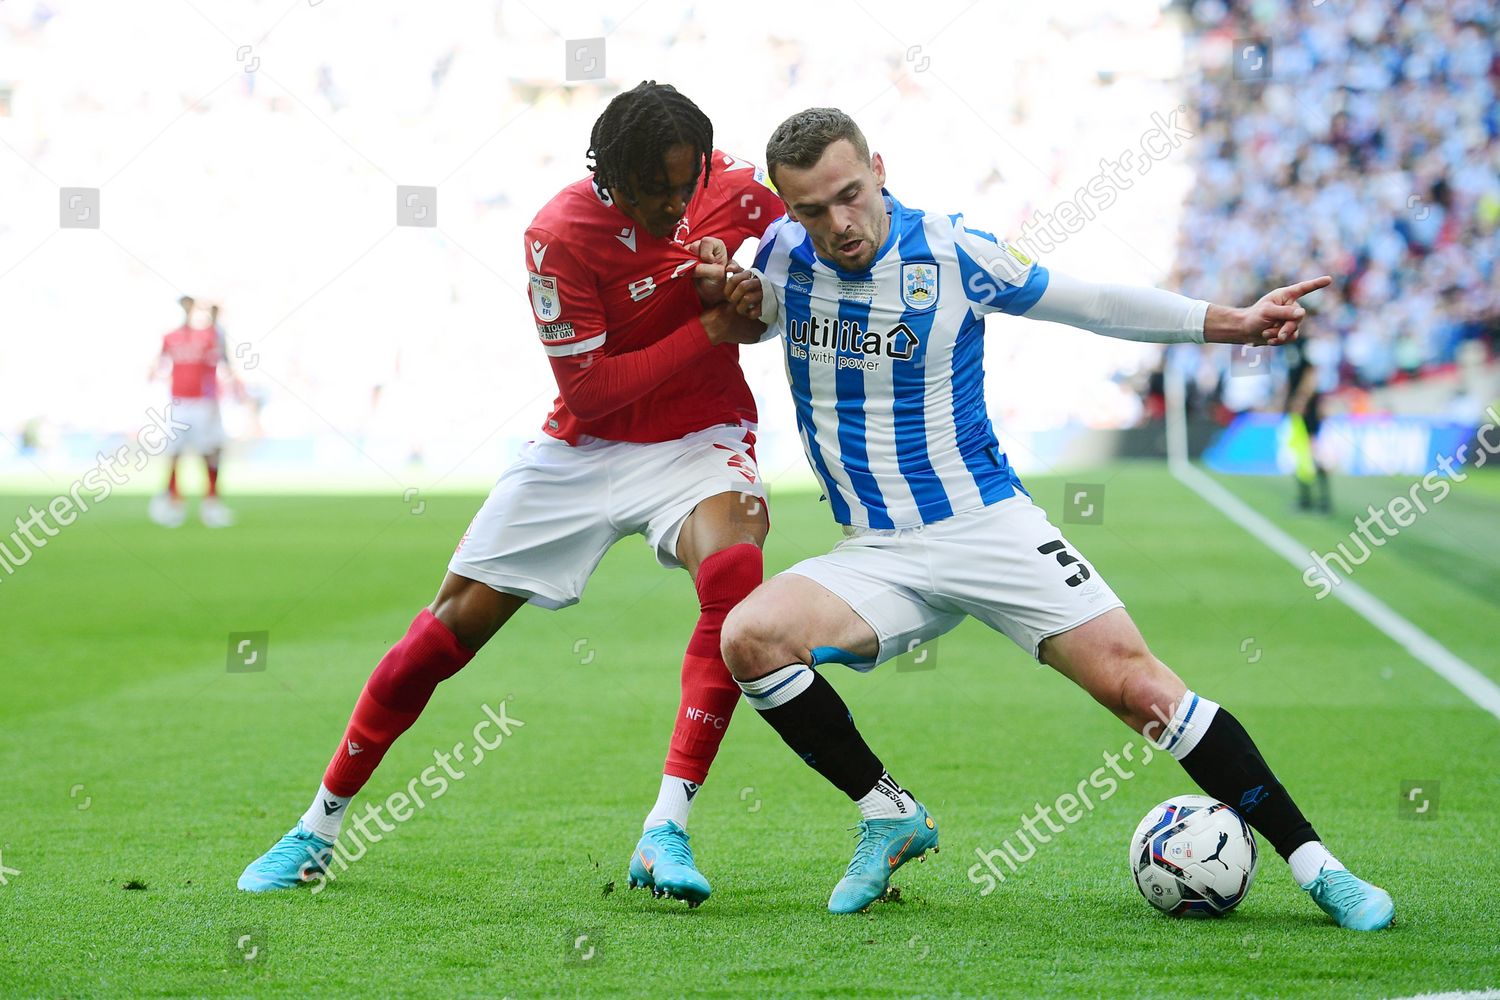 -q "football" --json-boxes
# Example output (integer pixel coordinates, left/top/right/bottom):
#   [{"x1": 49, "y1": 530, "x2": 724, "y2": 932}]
[{"x1": 1130, "y1": 795, "x2": 1259, "y2": 916}]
